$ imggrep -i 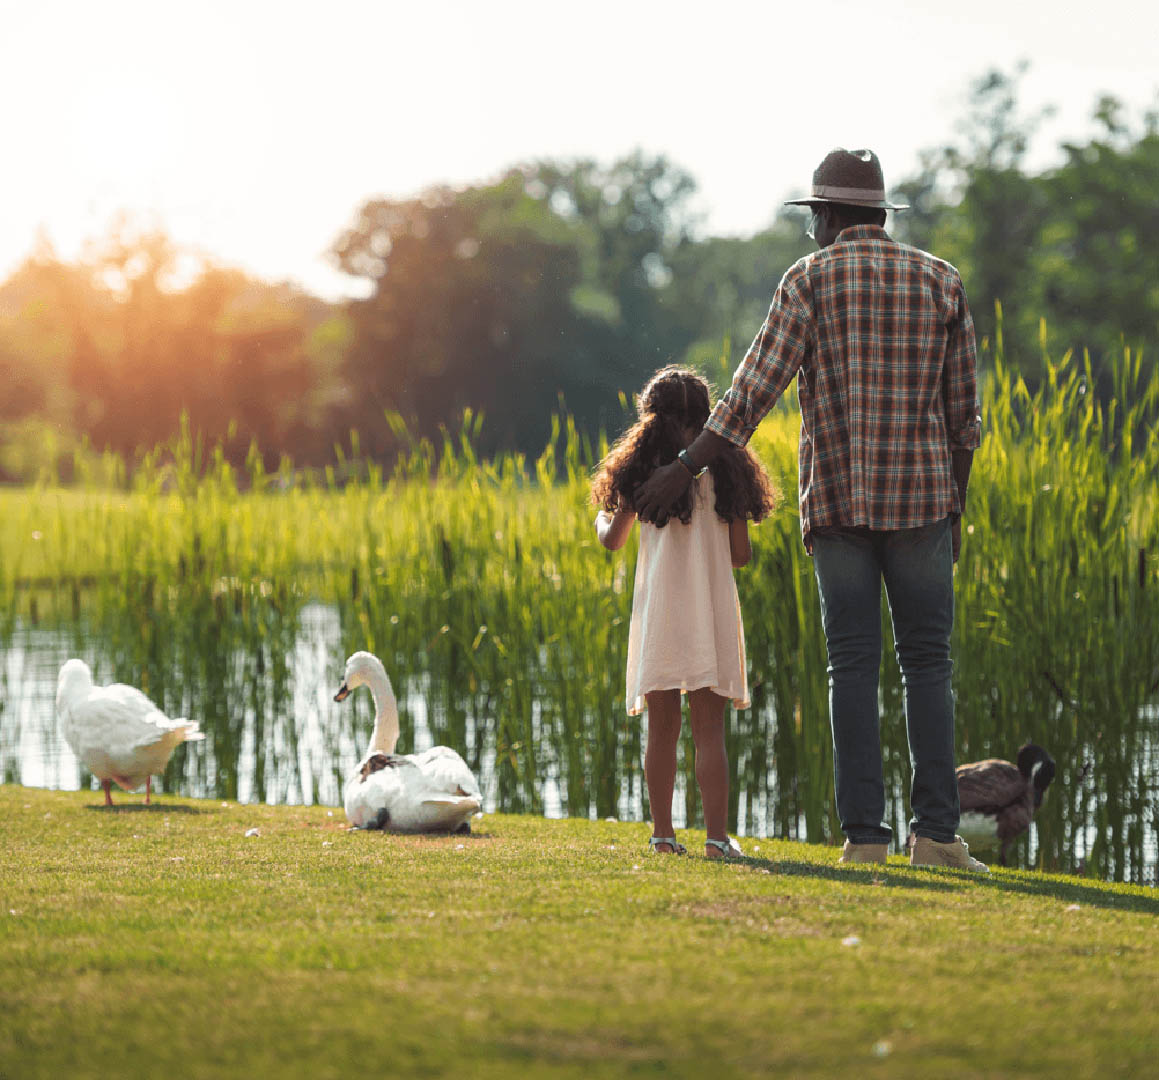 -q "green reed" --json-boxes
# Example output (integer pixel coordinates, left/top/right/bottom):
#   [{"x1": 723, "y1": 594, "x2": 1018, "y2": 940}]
[
  {"x1": 949, "y1": 326, "x2": 1159, "y2": 880},
  {"x1": 2, "y1": 334, "x2": 1157, "y2": 880}
]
